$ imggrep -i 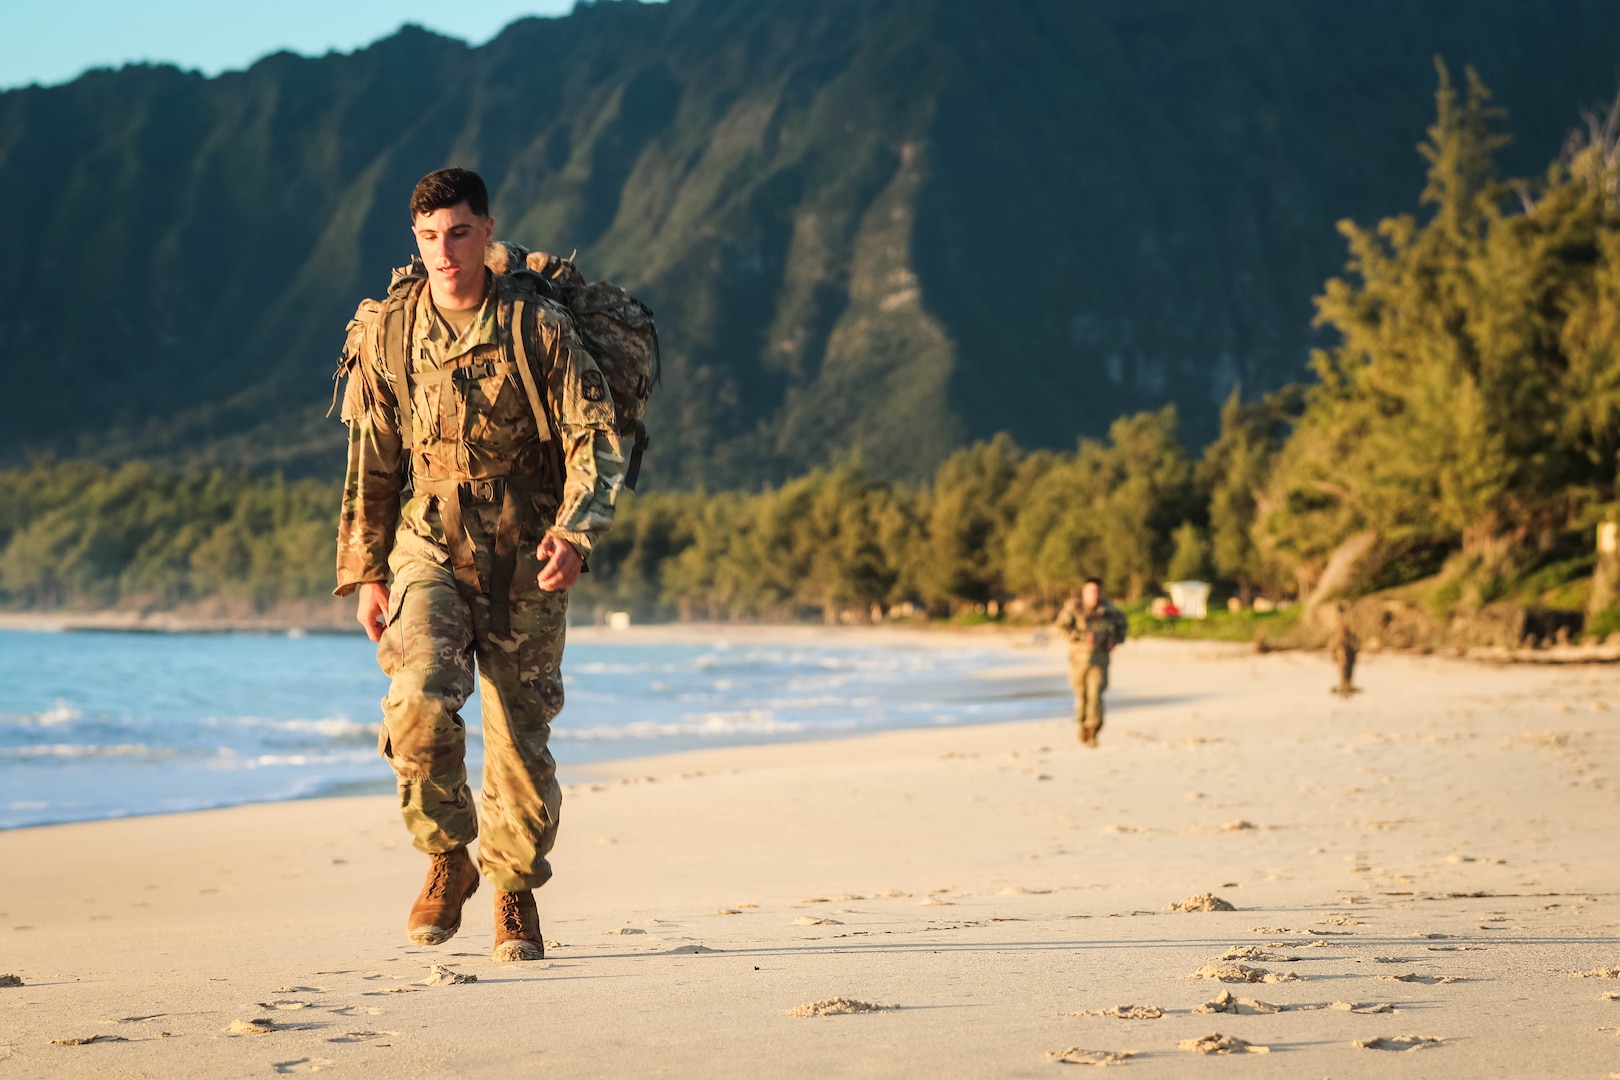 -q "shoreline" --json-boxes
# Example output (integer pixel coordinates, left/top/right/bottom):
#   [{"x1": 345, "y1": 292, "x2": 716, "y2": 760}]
[
  {"x1": 3, "y1": 625, "x2": 1088, "y2": 835},
  {"x1": 6, "y1": 607, "x2": 1620, "y2": 668}
]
